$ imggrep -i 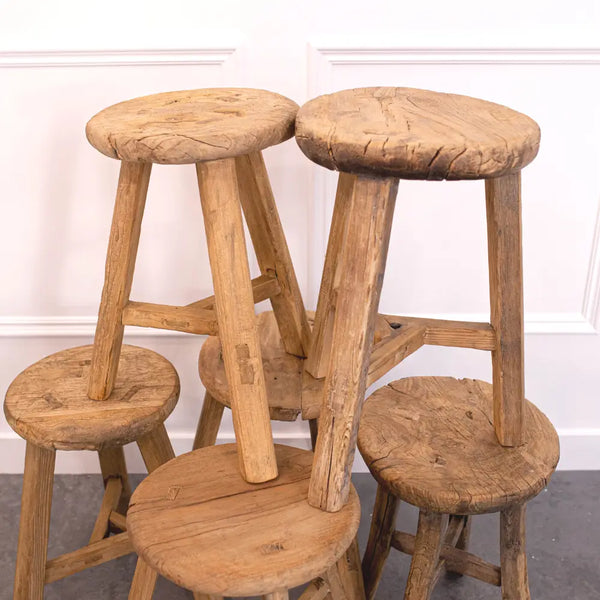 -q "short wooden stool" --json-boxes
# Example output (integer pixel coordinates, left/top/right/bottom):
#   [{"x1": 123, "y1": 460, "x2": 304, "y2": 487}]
[{"x1": 294, "y1": 86, "x2": 559, "y2": 599}]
